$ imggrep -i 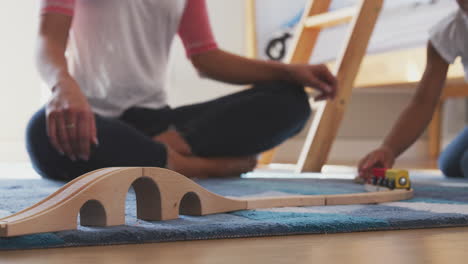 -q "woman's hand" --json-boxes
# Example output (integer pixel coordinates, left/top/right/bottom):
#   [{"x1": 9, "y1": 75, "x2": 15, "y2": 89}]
[
  {"x1": 358, "y1": 146, "x2": 396, "y2": 180},
  {"x1": 46, "y1": 77, "x2": 98, "y2": 161},
  {"x1": 286, "y1": 64, "x2": 338, "y2": 101}
]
